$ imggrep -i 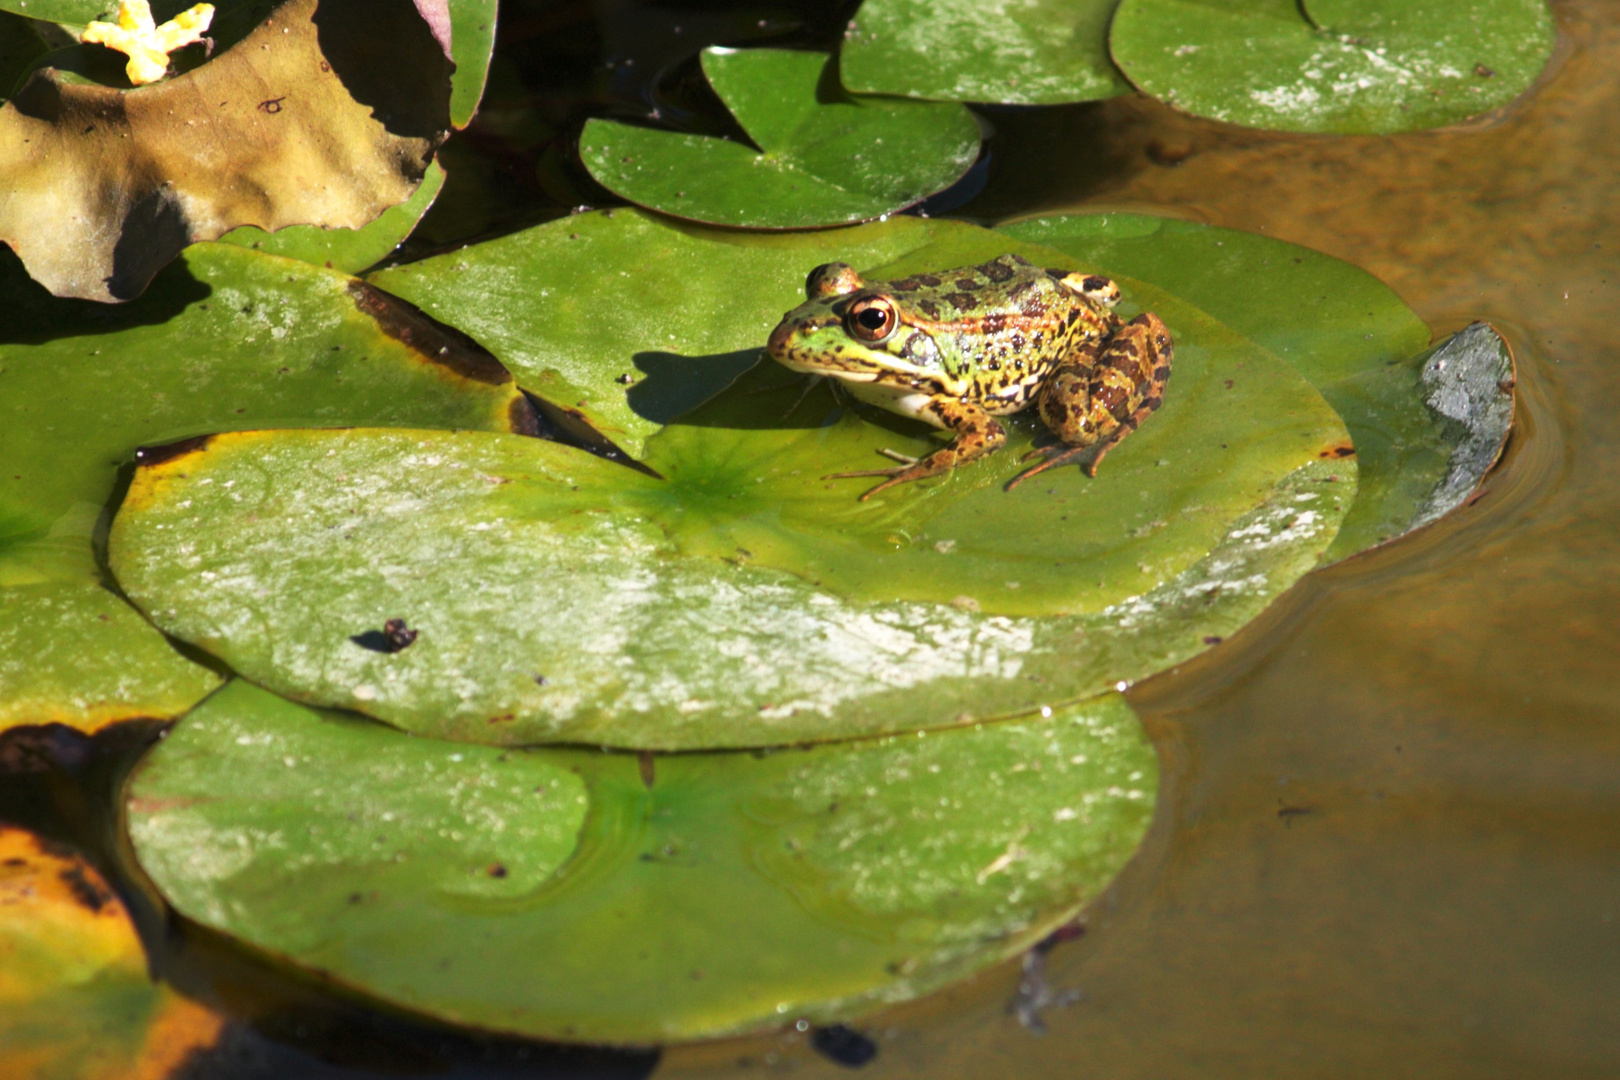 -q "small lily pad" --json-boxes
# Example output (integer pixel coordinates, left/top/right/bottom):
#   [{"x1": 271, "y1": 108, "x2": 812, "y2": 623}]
[
  {"x1": 128, "y1": 681, "x2": 1155, "y2": 1043},
  {"x1": 0, "y1": 241, "x2": 531, "y2": 732},
  {"x1": 216, "y1": 158, "x2": 446, "y2": 275},
  {"x1": 578, "y1": 48, "x2": 981, "y2": 229},
  {"x1": 997, "y1": 212, "x2": 1494, "y2": 560},
  {"x1": 108, "y1": 425, "x2": 1352, "y2": 749},
  {"x1": 841, "y1": 0, "x2": 1130, "y2": 105},
  {"x1": 1109, "y1": 0, "x2": 1556, "y2": 134},
  {"x1": 0, "y1": 825, "x2": 224, "y2": 1077}
]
